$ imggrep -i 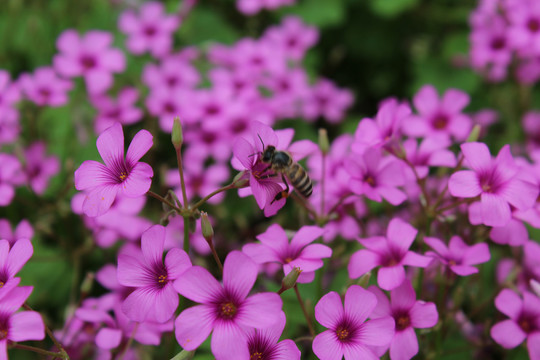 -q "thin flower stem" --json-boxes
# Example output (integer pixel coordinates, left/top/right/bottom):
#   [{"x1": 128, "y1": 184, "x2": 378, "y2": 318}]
[
  {"x1": 293, "y1": 335, "x2": 314, "y2": 343},
  {"x1": 175, "y1": 147, "x2": 189, "y2": 209},
  {"x1": 191, "y1": 183, "x2": 236, "y2": 210},
  {"x1": 147, "y1": 190, "x2": 182, "y2": 213},
  {"x1": 435, "y1": 197, "x2": 476, "y2": 215},
  {"x1": 326, "y1": 193, "x2": 354, "y2": 218},
  {"x1": 321, "y1": 153, "x2": 326, "y2": 216},
  {"x1": 291, "y1": 192, "x2": 318, "y2": 219},
  {"x1": 10, "y1": 343, "x2": 67, "y2": 359},
  {"x1": 433, "y1": 154, "x2": 465, "y2": 210},
  {"x1": 22, "y1": 303, "x2": 69, "y2": 359},
  {"x1": 208, "y1": 241, "x2": 223, "y2": 275},
  {"x1": 294, "y1": 285, "x2": 316, "y2": 338},
  {"x1": 117, "y1": 323, "x2": 139, "y2": 360},
  {"x1": 183, "y1": 216, "x2": 190, "y2": 254},
  {"x1": 401, "y1": 156, "x2": 431, "y2": 208}
]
